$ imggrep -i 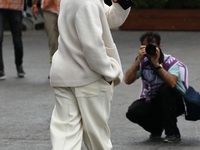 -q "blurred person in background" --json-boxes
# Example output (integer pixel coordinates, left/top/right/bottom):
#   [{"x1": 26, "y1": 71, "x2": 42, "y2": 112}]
[
  {"x1": 0, "y1": 0, "x2": 26, "y2": 80},
  {"x1": 32, "y1": 0, "x2": 60, "y2": 78}
]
